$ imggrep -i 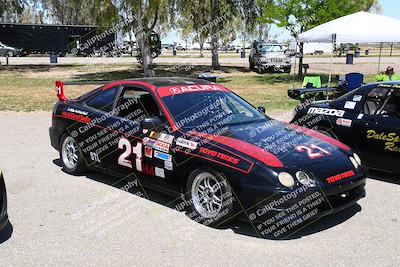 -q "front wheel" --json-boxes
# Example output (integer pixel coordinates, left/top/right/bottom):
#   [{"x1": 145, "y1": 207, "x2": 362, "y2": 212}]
[
  {"x1": 60, "y1": 135, "x2": 87, "y2": 174},
  {"x1": 186, "y1": 168, "x2": 235, "y2": 227}
]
